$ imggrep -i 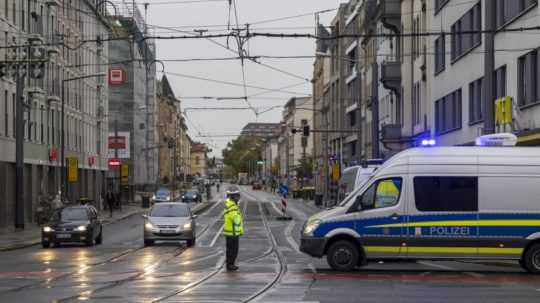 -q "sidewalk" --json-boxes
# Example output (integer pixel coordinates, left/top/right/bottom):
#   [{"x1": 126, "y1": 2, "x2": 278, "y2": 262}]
[{"x1": 0, "y1": 204, "x2": 145, "y2": 252}]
